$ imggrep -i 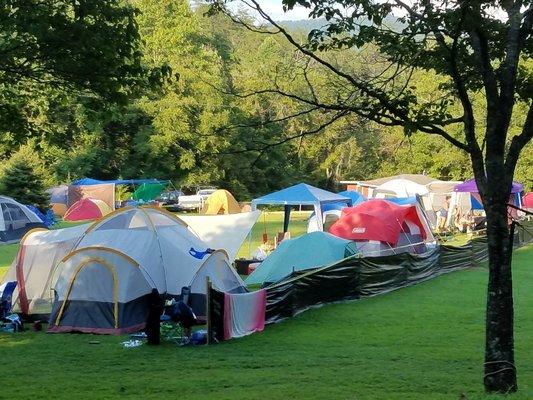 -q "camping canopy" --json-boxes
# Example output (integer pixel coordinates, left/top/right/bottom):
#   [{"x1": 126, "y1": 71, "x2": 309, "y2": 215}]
[
  {"x1": 131, "y1": 182, "x2": 167, "y2": 202},
  {"x1": 454, "y1": 178, "x2": 523, "y2": 193},
  {"x1": 246, "y1": 232, "x2": 358, "y2": 286},
  {"x1": 252, "y1": 183, "x2": 351, "y2": 232}
]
